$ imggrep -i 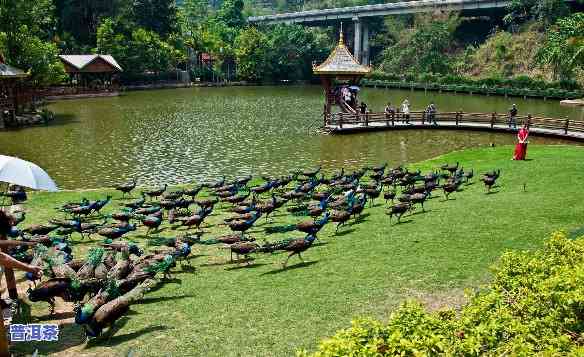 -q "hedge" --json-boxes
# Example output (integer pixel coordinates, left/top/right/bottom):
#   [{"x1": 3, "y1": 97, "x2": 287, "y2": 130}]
[
  {"x1": 367, "y1": 70, "x2": 581, "y2": 92},
  {"x1": 300, "y1": 231, "x2": 584, "y2": 356},
  {"x1": 362, "y1": 79, "x2": 584, "y2": 100}
]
